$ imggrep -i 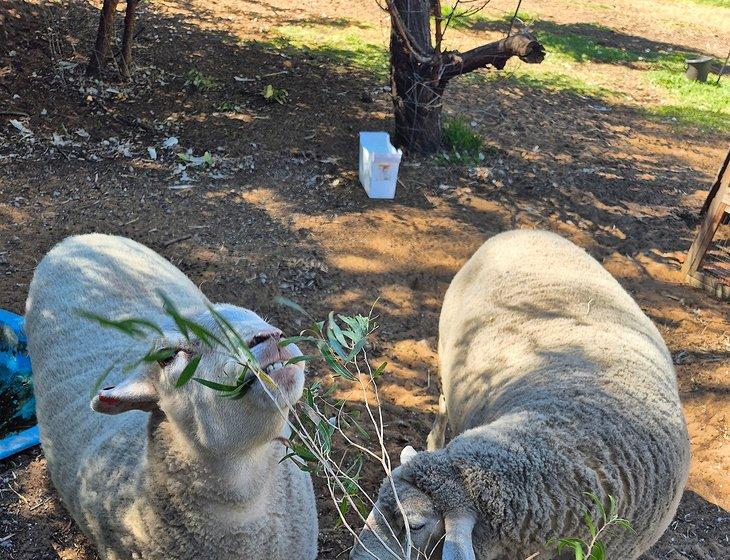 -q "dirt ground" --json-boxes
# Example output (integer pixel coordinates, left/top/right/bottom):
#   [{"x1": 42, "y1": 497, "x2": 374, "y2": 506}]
[{"x1": 0, "y1": 0, "x2": 728, "y2": 558}]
